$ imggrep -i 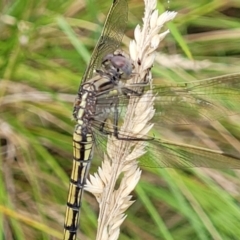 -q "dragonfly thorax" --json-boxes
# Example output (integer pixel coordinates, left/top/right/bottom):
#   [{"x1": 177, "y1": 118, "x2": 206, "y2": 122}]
[{"x1": 73, "y1": 82, "x2": 98, "y2": 122}]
